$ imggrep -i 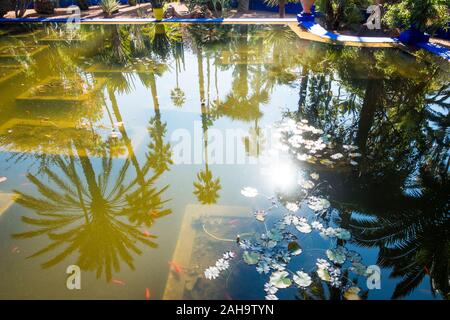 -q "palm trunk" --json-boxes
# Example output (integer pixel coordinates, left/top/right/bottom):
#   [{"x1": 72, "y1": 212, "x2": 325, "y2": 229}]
[
  {"x1": 237, "y1": 0, "x2": 249, "y2": 12},
  {"x1": 356, "y1": 80, "x2": 383, "y2": 156},
  {"x1": 279, "y1": 0, "x2": 285, "y2": 18}
]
